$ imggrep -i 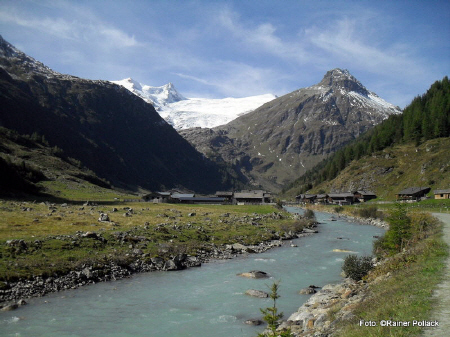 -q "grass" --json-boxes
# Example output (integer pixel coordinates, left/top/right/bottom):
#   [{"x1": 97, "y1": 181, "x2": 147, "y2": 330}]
[
  {"x1": 300, "y1": 138, "x2": 450, "y2": 201},
  {"x1": 0, "y1": 201, "x2": 302, "y2": 282},
  {"x1": 333, "y1": 212, "x2": 448, "y2": 337},
  {"x1": 36, "y1": 180, "x2": 136, "y2": 201}
]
